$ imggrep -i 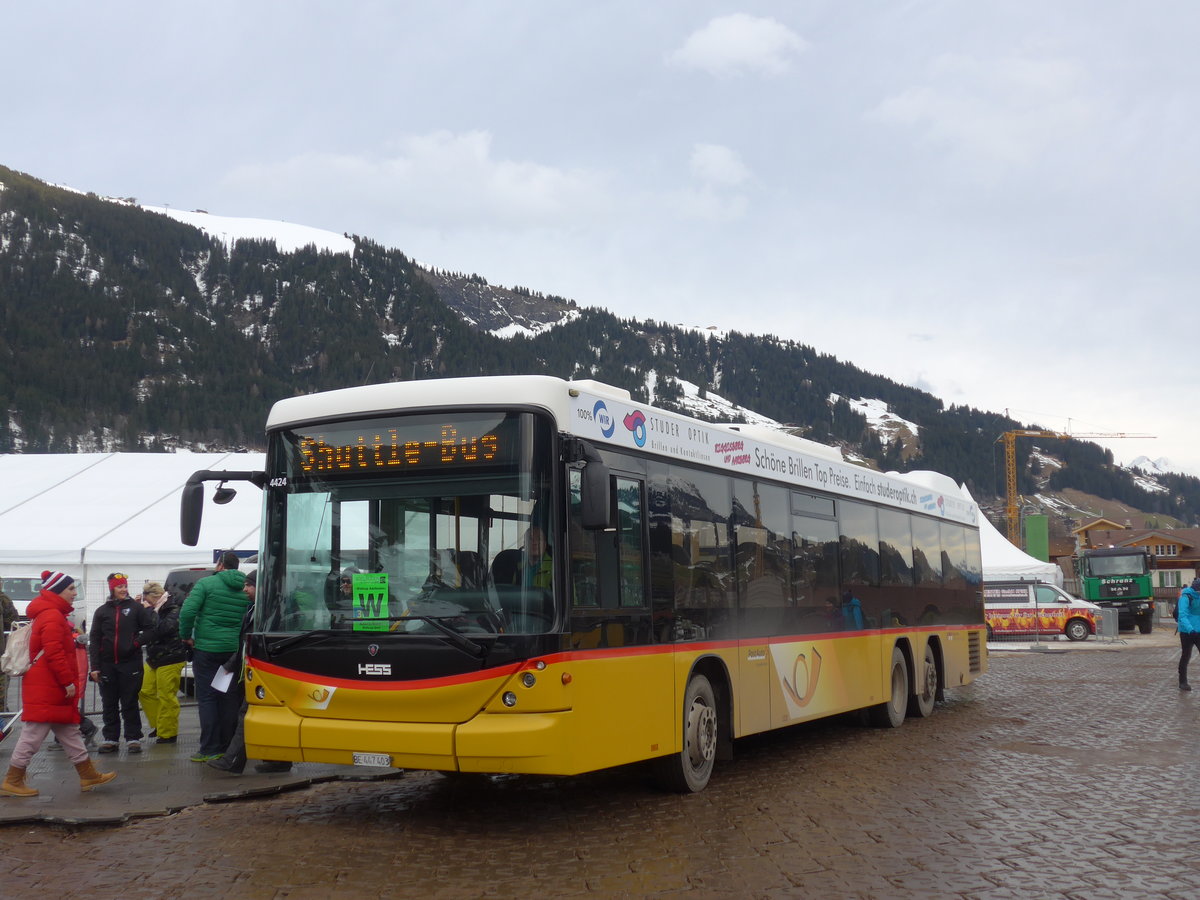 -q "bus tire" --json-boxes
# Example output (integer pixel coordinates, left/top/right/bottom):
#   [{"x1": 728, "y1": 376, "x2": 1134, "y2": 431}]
[
  {"x1": 1064, "y1": 618, "x2": 1090, "y2": 642},
  {"x1": 653, "y1": 673, "x2": 718, "y2": 793},
  {"x1": 907, "y1": 642, "x2": 937, "y2": 719},
  {"x1": 868, "y1": 646, "x2": 908, "y2": 729},
  {"x1": 1138, "y1": 619, "x2": 1153, "y2": 635}
]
